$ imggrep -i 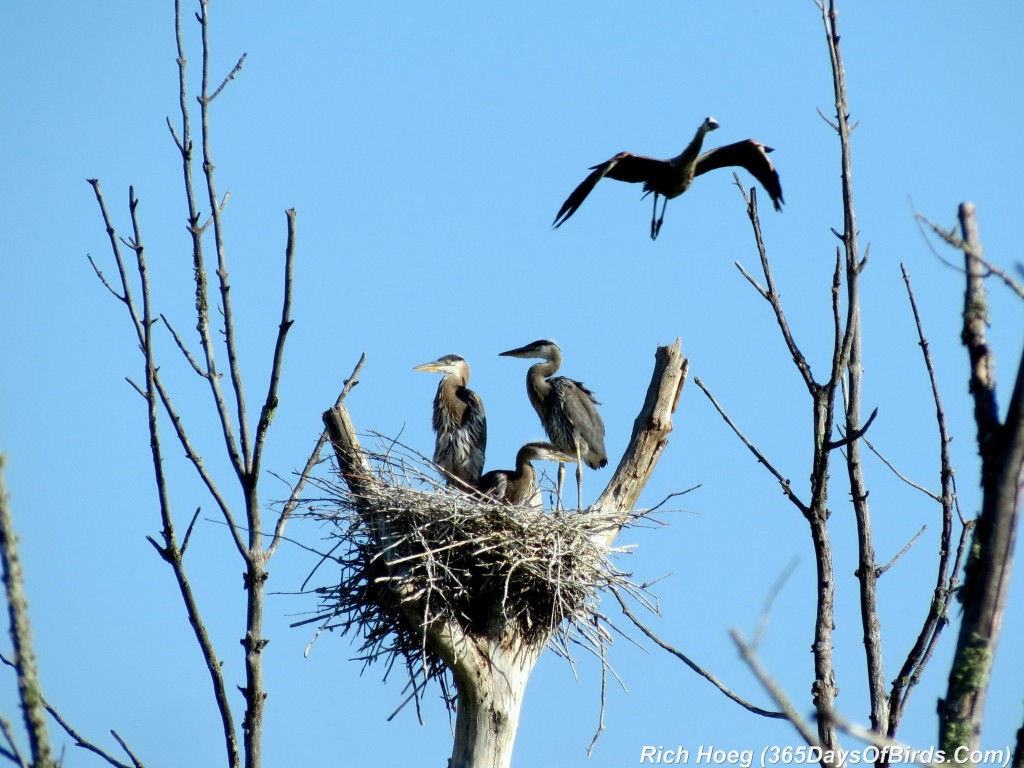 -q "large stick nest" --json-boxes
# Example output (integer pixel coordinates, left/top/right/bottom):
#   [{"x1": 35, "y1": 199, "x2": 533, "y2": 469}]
[{"x1": 297, "y1": 438, "x2": 657, "y2": 692}]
